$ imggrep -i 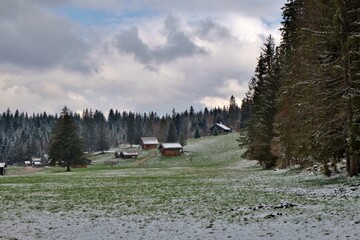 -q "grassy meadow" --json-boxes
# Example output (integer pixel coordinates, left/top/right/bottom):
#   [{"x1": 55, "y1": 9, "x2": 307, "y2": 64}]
[{"x1": 0, "y1": 133, "x2": 359, "y2": 239}]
